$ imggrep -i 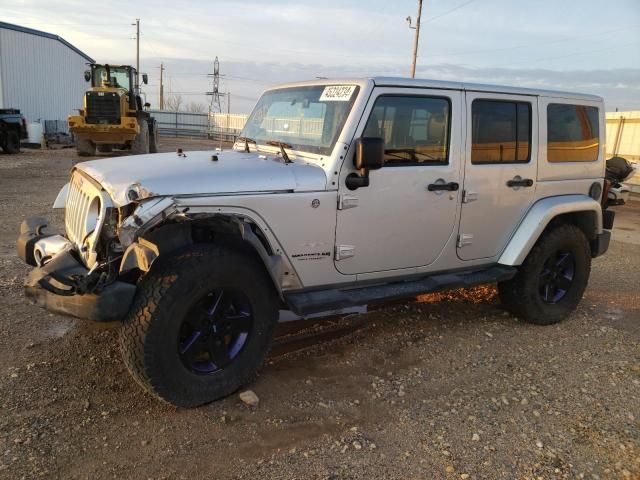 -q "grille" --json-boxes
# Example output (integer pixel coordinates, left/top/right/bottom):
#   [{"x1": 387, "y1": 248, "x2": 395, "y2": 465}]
[
  {"x1": 85, "y1": 91, "x2": 121, "y2": 125},
  {"x1": 65, "y1": 172, "x2": 105, "y2": 267},
  {"x1": 65, "y1": 174, "x2": 92, "y2": 247}
]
